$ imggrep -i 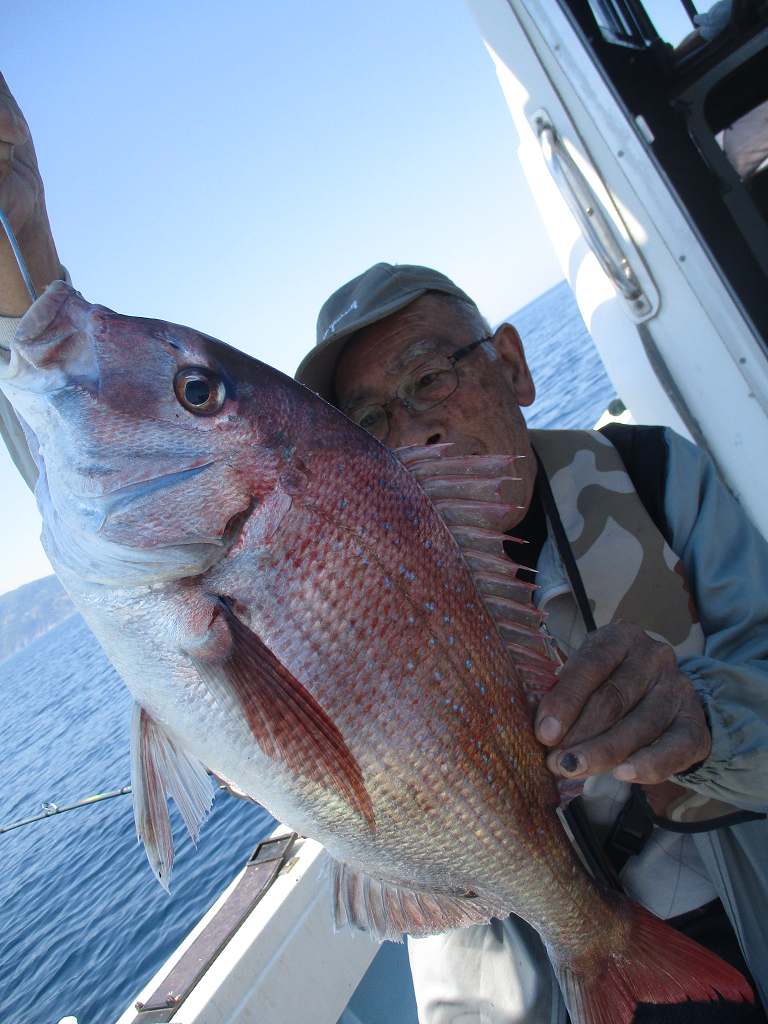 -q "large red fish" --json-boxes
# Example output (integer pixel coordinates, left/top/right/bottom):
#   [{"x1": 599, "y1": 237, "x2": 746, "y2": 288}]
[{"x1": 0, "y1": 281, "x2": 751, "y2": 1023}]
